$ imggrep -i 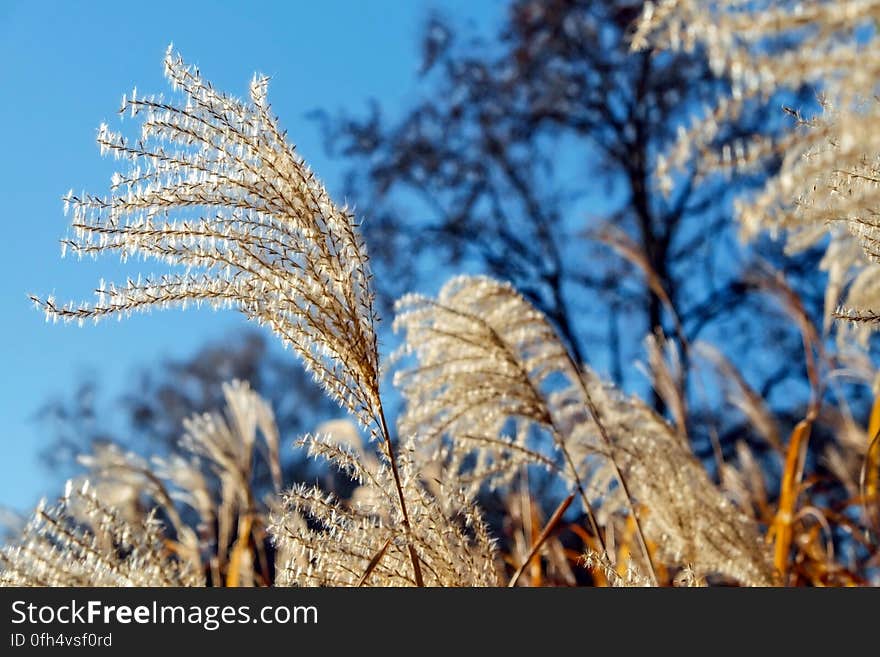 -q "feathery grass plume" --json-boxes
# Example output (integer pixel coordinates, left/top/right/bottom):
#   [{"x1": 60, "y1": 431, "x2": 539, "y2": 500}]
[
  {"x1": 582, "y1": 550, "x2": 652, "y2": 588},
  {"x1": 33, "y1": 46, "x2": 379, "y2": 431},
  {"x1": 0, "y1": 481, "x2": 203, "y2": 587},
  {"x1": 55, "y1": 380, "x2": 285, "y2": 586},
  {"x1": 633, "y1": 1, "x2": 880, "y2": 335},
  {"x1": 30, "y1": 48, "x2": 424, "y2": 584},
  {"x1": 270, "y1": 433, "x2": 499, "y2": 587},
  {"x1": 640, "y1": 332, "x2": 687, "y2": 441},
  {"x1": 717, "y1": 441, "x2": 771, "y2": 523},
  {"x1": 174, "y1": 380, "x2": 281, "y2": 585},
  {"x1": 76, "y1": 442, "x2": 203, "y2": 570},
  {"x1": 179, "y1": 380, "x2": 279, "y2": 555},
  {"x1": 574, "y1": 369, "x2": 774, "y2": 586},
  {"x1": 394, "y1": 275, "x2": 774, "y2": 585},
  {"x1": 393, "y1": 275, "x2": 652, "y2": 579},
  {"x1": 633, "y1": 4, "x2": 880, "y2": 580},
  {"x1": 393, "y1": 276, "x2": 609, "y2": 543}
]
